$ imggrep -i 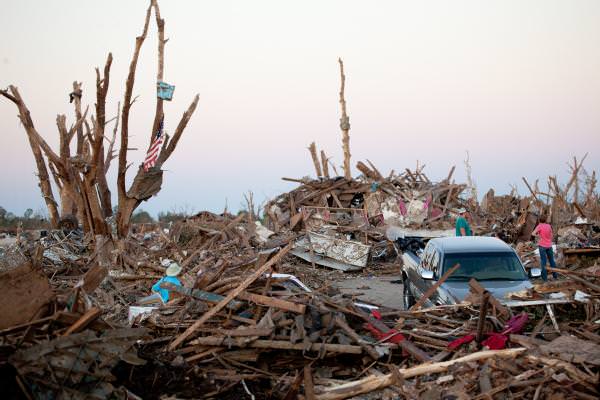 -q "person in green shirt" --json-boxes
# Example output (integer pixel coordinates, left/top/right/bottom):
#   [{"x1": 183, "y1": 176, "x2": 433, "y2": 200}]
[{"x1": 455, "y1": 208, "x2": 472, "y2": 236}]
